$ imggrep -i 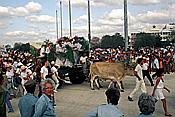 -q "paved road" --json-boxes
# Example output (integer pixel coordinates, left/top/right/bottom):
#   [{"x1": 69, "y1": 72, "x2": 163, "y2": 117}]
[{"x1": 8, "y1": 74, "x2": 175, "y2": 117}]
